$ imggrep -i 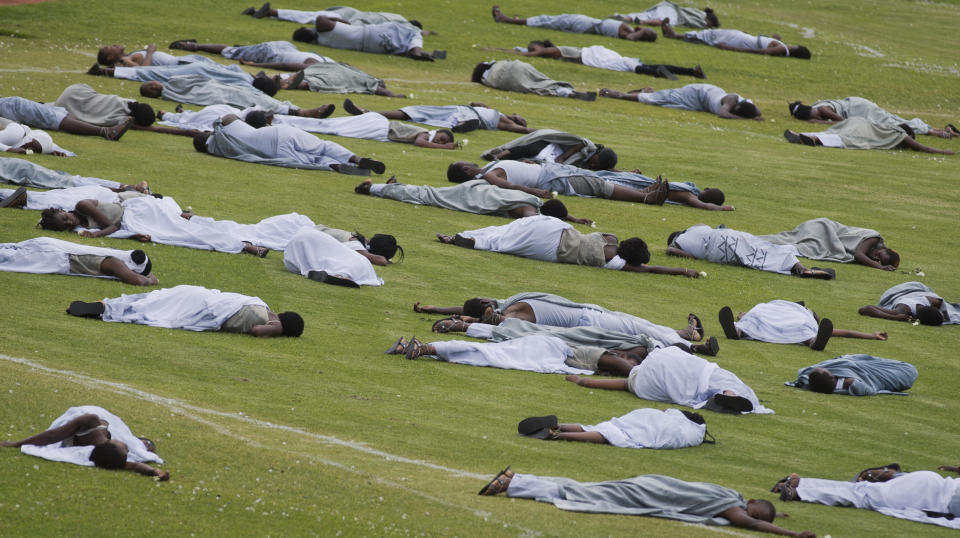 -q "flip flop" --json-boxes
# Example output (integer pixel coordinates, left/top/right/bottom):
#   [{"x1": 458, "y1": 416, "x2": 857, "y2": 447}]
[
  {"x1": 803, "y1": 267, "x2": 836, "y2": 280},
  {"x1": 810, "y1": 318, "x2": 832, "y2": 351},
  {"x1": 284, "y1": 69, "x2": 305, "y2": 90},
  {"x1": 432, "y1": 317, "x2": 465, "y2": 333},
  {"x1": 66, "y1": 301, "x2": 105, "y2": 318},
  {"x1": 713, "y1": 393, "x2": 753, "y2": 413},
  {"x1": 168, "y1": 39, "x2": 197, "y2": 49},
  {"x1": 718, "y1": 306, "x2": 739, "y2": 340},
  {"x1": 517, "y1": 415, "x2": 558, "y2": 438},
  {"x1": 383, "y1": 336, "x2": 406, "y2": 355},
  {"x1": 689, "y1": 313, "x2": 704, "y2": 341},
  {"x1": 0, "y1": 187, "x2": 27, "y2": 208},
  {"x1": 478, "y1": 466, "x2": 512, "y2": 496},
  {"x1": 692, "y1": 336, "x2": 719, "y2": 357},
  {"x1": 770, "y1": 475, "x2": 790, "y2": 492},
  {"x1": 342, "y1": 98, "x2": 364, "y2": 116},
  {"x1": 948, "y1": 124, "x2": 960, "y2": 136},
  {"x1": 241, "y1": 6, "x2": 255, "y2": 15},
  {"x1": 404, "y1": 336, "x2": 422, "y2": 360}
]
